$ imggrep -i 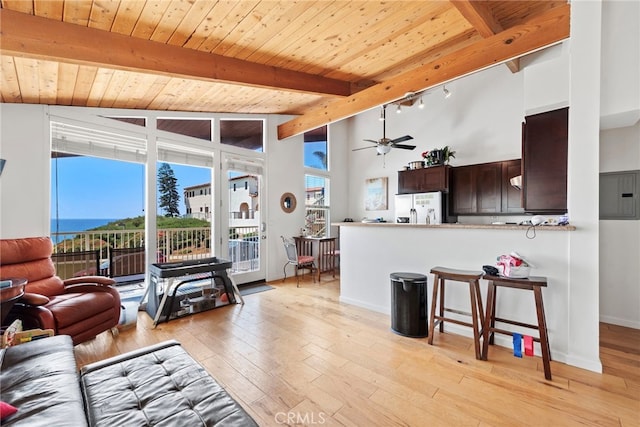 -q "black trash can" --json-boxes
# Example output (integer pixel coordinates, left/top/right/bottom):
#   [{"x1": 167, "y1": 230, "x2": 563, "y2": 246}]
[{"x1": 390, "y1": 272, "x2": 428, "y2": 337}]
